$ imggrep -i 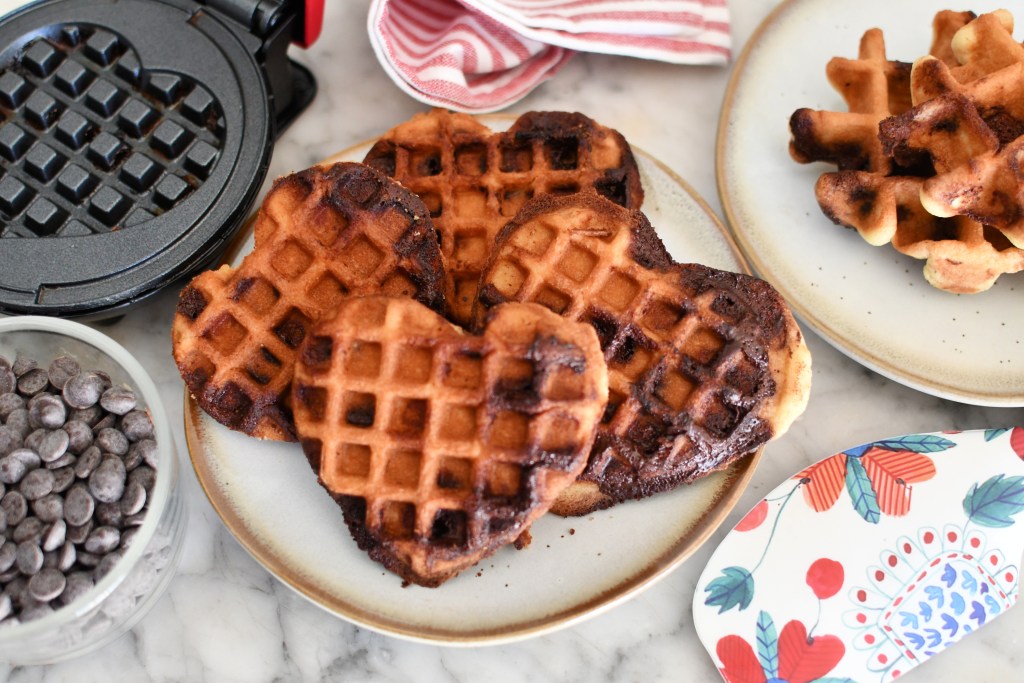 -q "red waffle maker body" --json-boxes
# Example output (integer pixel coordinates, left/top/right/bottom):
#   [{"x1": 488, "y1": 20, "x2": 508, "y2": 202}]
[{"x1": 0, "y1": 0, "x2": 321, "y2": 317}]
